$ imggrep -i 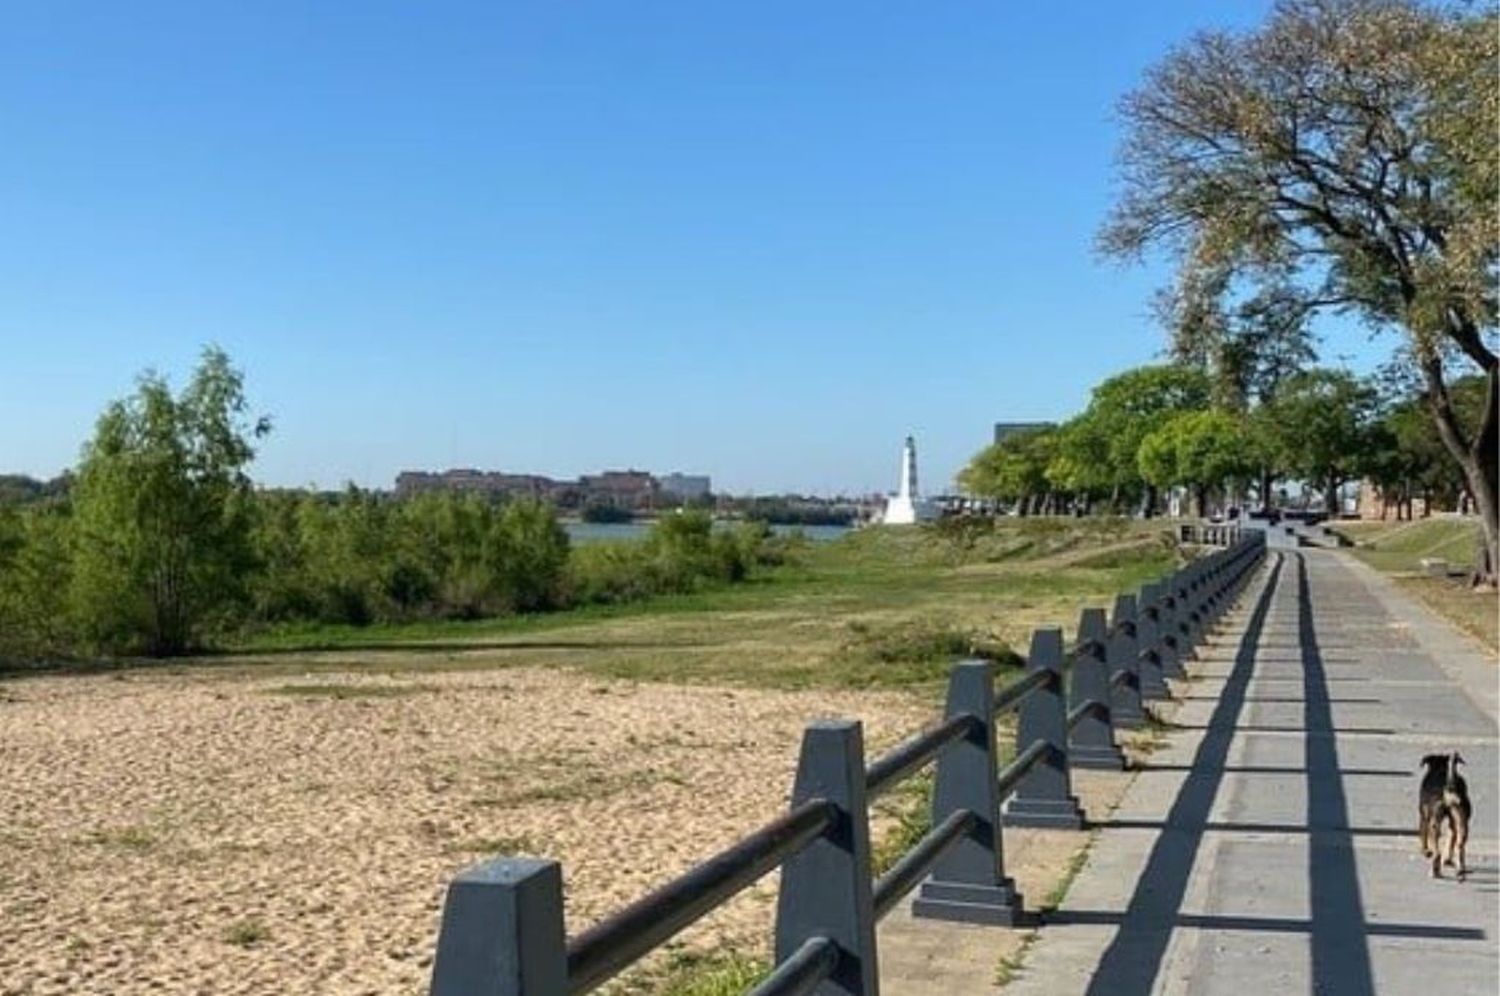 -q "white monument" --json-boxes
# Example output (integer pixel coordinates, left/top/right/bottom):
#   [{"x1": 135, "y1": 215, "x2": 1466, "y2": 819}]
[{"x1": 881, "y1": 435, "x2": 938, "y2": 525}]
